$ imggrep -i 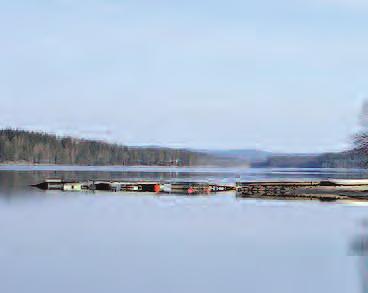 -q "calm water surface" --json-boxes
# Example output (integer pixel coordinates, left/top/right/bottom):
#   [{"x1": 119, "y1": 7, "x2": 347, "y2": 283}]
[{"x1": 0, "y1": 166, "x2": 368, "y2": 293}]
